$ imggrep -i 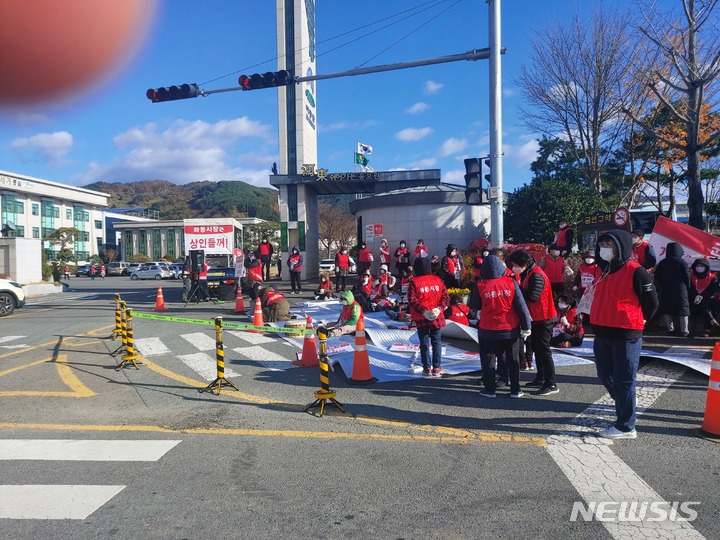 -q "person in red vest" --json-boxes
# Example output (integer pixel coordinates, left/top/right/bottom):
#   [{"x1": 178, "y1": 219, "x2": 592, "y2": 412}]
[
  {"x1": 407, "y1": 257, "x2": 450, "y2": 377},
  {"x1": 539, "y1": 244, "x2": 573, "y2": 298},
  {"x1": 258, "y1": 236, "x2": 274, "y2": 281},
  {"x1": 357, "y1": 242, "x2": 373, "y2": 277},
  {"x1": 287, "y1": 245, "x2": 303, "y2": 294},
  {"x1": 590, "y1": 230, "x2": 658, "y2": 439},
  {"x1": 394, "y1": 240, "x2": 411, "y2": 277},
  {"x1": 470, "y1": 254, "x2": 532, "y2": 398},
  {"x1": 550, "y1": 294, "x2": 584, "y2": 348},
  {"x1": 573, "y1": 249, "x2": 602, "y2": 299},
  {"x1": 444, "y1": 293, "x2": 472, "y2": 326},
  {"x1": 689, "y1": 257, "x2": 720, "y2": 334},
  {"x1": 413, "y1": 239, "x2": 429, "y2": 262},
  {"x1": 553, "y1": 218, "x2": 574, "y2": 257},
  {"x1": 506, "y1": 248, "x2": 560, "y2": 396},
  {"x1": 440, "y1": 243, "x2": 463, "y2": 289},
  {"x1": 473, "y1": 246, "x2": 490, "y2": 281},
  {"x1": 334, "y1": 245, "x2": 354, "y2": 292},
  {"x1": 378, "y1": 238, "x2": 391, "y2": 268},
  {"x1": 244, "y1": 249, "x2": 264, "y2": 301},
  {"x1": 359, "y1": 268, "x2": 373, "y2": 297},
  {"x1": 630, "y1": 230, "x2": 657, "y2": 271},
  {"x1": 322, "y1": 290, "x2": 364, "y2": 338},
  {"x1": 259, "y1": 286, "x2": 290, "y2": 322},
  {"x1": 314, "y1": 272, "x2": 334, "y2": 300}
]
